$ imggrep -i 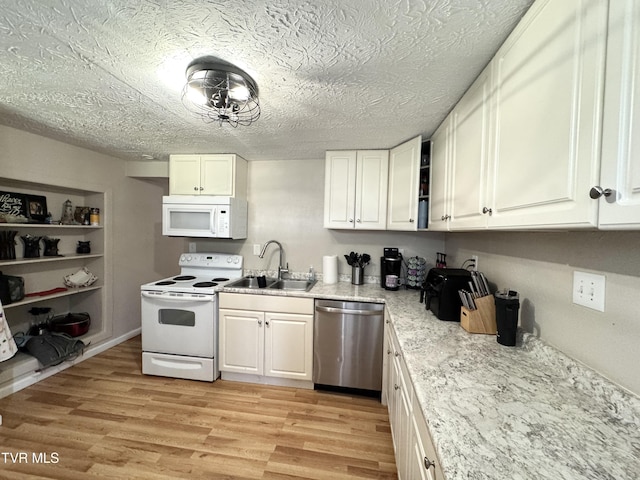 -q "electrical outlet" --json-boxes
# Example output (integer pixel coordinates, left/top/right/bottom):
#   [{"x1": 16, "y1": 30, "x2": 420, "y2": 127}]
[
  {"x1": 471, "y1": 255, "x2": 478, "y2": 271},
  {"x1": 253, "y1": 244, "x2": 262, "y2": 256},
  {"x1": 573, "y1": 271, "x2": 605, "y2": 312},
  {"x1": 188, "y1": 242, "x2": 196, "y2": 253}
]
